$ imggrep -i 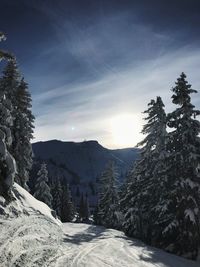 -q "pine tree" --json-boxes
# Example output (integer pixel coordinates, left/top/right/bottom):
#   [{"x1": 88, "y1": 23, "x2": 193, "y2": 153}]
[
  {"x1": 34, "y1": 163, "x2": 53, "y2": 207},
  {"x1": 0, "y1": 90, "x2": 16, "y2": 198},
  {"x1": 12, "y1": 78, "x2": 34, "y2": 188},
  {"x1": 61, "y1": 183, "x2": 74, "y2": 222},
  {"x1": 97, "y1": 161, "x2": 120, "y2": 229},
  {"x1": 0, "y1": 60, "x2": 34, "y2": 189},
  {"x1": 160, "y1": 73, "x2": 200, "y2": 259},
  {"x1": 0, "y1": 34, "x2": 16, "y2": 198},
  {"x1": 0, "y1": 59, "x2": 20, "y2": 115},
  {"x1": 123, "y1": 97, "x2": 167, "y2": 243},
  {"x1": 119, "y1": 167, "x2": 134, "y2": 216},
  {"x1": 51, "y1": 176, "x2": 63, "y2": 218},
  {"x1": 122, "y1": 163, "x2": 144, "y2": 239}
]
